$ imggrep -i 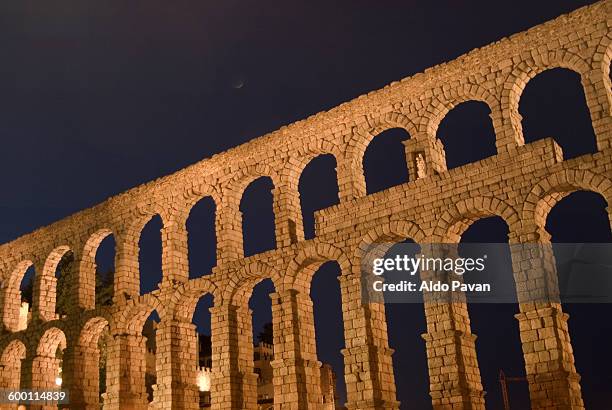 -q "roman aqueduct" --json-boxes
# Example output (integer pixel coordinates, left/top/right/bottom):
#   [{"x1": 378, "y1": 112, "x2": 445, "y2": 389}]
[{"x1": 0, "y1": 1, "x2": 611, "y2": 409}]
